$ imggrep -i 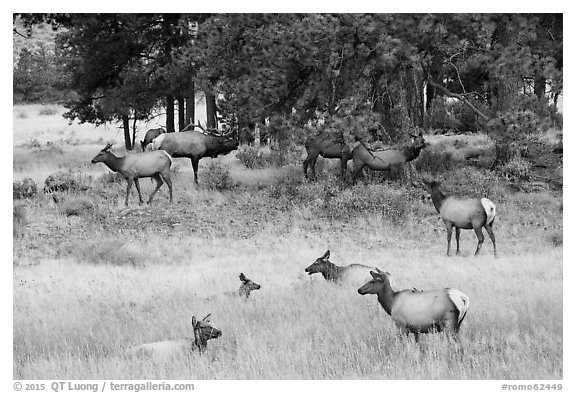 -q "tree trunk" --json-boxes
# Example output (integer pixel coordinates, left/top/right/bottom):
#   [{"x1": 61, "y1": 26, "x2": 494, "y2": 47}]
[
  {"x1": 166, "y1": 95, "x2": 175, "y2": 133},
  {"x1": 206, "y1": 91, "x2": 217, "y2": 129},
  {"x1": 177, "y1": 96, "x2": 185, "y2": 131},
  {"x1": 131, "y1": 117, "x2": 137, "y2": 150},
  {"x1": 534, "y1": 73, "x2": 547, "y2": 100},
  {"x1": 122, "y1": 115, "x2": 132, "y2": 150},
  {"x1": 185, "y1": 81, "x2": 195, "y2": 127}
]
